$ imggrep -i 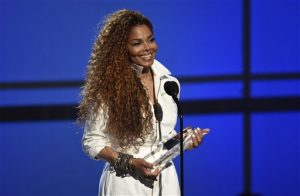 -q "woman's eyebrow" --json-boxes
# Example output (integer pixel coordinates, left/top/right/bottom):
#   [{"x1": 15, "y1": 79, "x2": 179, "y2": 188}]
[{"x1": 129, "y1": 34, "x2": 154, "y2": 41}]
